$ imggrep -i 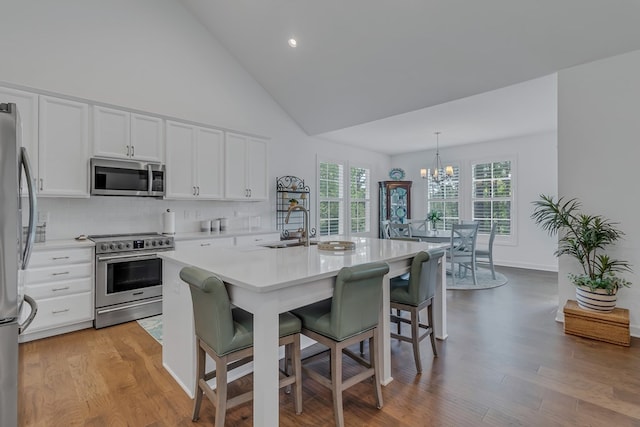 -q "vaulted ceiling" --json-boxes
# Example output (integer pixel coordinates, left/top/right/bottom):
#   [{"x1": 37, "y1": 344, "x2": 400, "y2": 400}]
[{"x1": 179, "y1": 1, "x2": 640, "y2": 154}]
